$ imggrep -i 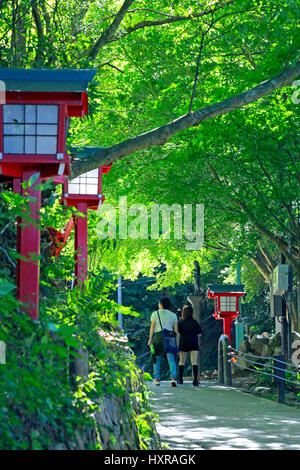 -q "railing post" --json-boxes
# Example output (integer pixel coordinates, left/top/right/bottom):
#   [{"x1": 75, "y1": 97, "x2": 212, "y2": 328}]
[
  {"x1": 218, "y1": 334, "x2": 232, "y2": 386},
  {"x1": 273, "y1": 354, "x2": 286, "y2": 404},
  {"x1": 218, "y1": 335, "x2": 224, "y2": 384},
  {"x1": 223, "y1": 335, "x2": 232, "y2": 386}
]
